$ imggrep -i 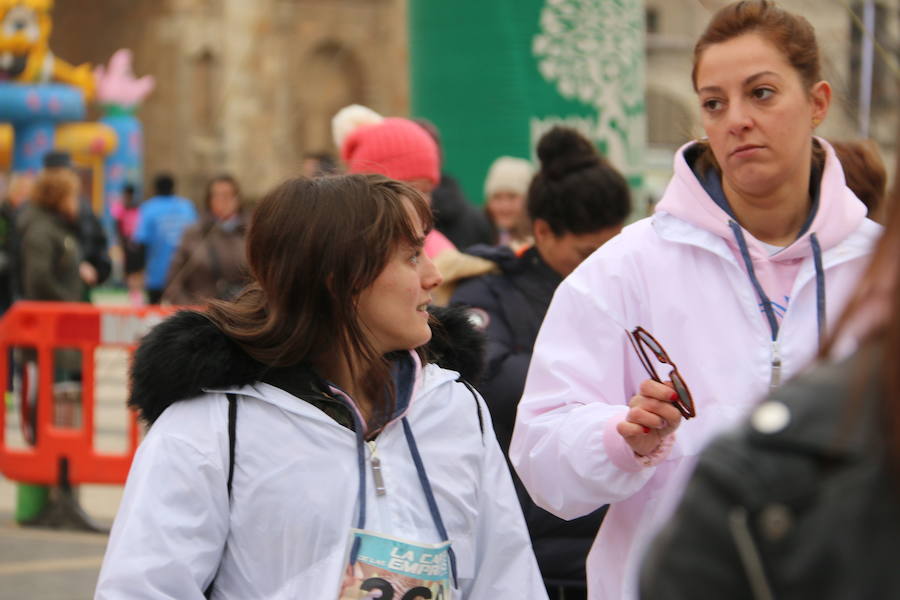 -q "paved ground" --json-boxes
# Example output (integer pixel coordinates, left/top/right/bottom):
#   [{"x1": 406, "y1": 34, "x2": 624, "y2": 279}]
[{"x1": 2, "y1": 290, "x2": 133, "y2": 599}]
